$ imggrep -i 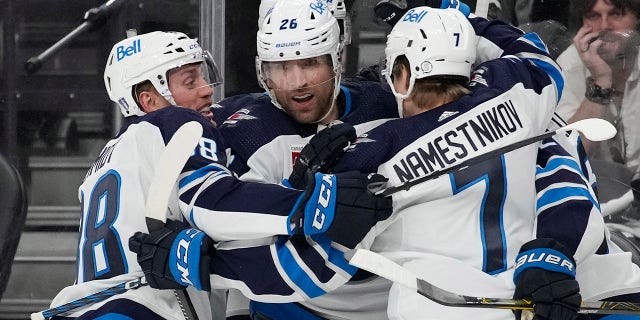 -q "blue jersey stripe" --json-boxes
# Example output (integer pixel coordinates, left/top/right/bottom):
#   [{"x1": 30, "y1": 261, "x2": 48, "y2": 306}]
[
  {"x1": 179, "y1": 164, "x2": 228, "y2": 188},
  {"x1": 520, "y1": 57, "x2": 564, "y2": 102},
  {"x1": 537, "y1": 185, "x2": 599, "y2": 210},
  {"x1": 276, "y1": 239, "x2": 327, "y2": 298}
]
